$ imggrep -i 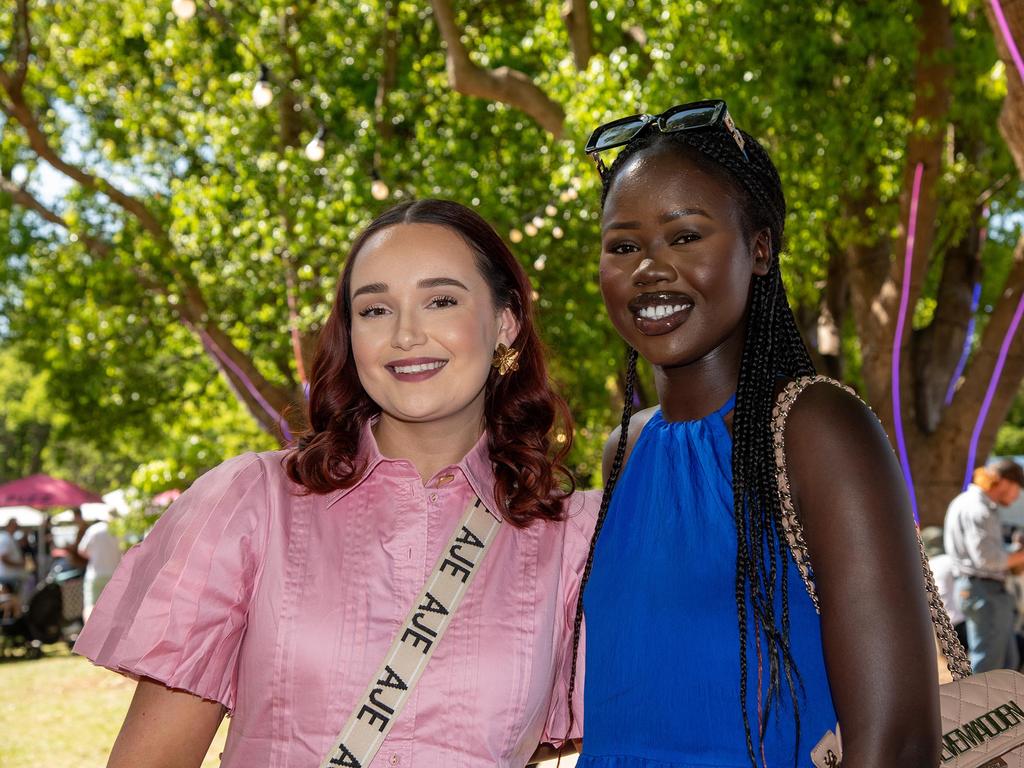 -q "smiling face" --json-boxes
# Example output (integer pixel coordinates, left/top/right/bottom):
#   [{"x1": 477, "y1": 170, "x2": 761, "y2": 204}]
[
  {"x1": 600, "y1": 144, "x2": 771, "y2": 369},
  {"x1": 348, "y1": 223, "x2": 518, "y2": 428}
]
